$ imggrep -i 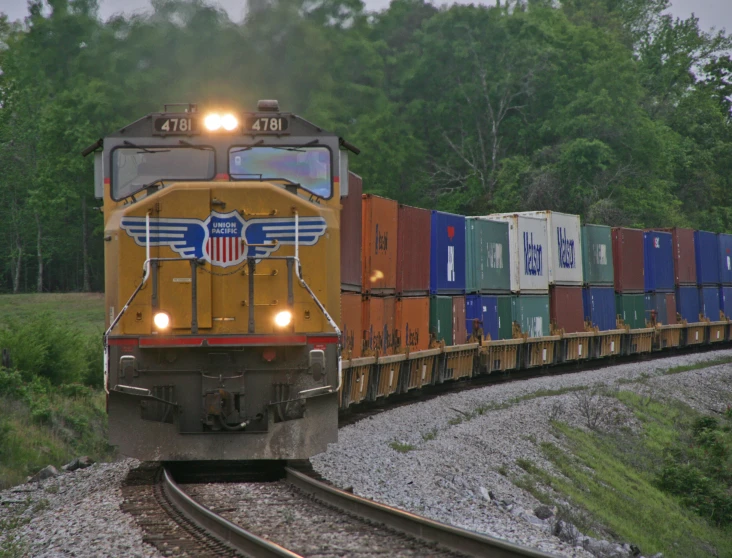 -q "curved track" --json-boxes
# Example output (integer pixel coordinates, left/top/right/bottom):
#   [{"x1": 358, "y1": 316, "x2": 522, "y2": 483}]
[{"x1": 156, "y1": 465, "x2": 556, "y2": 558}]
